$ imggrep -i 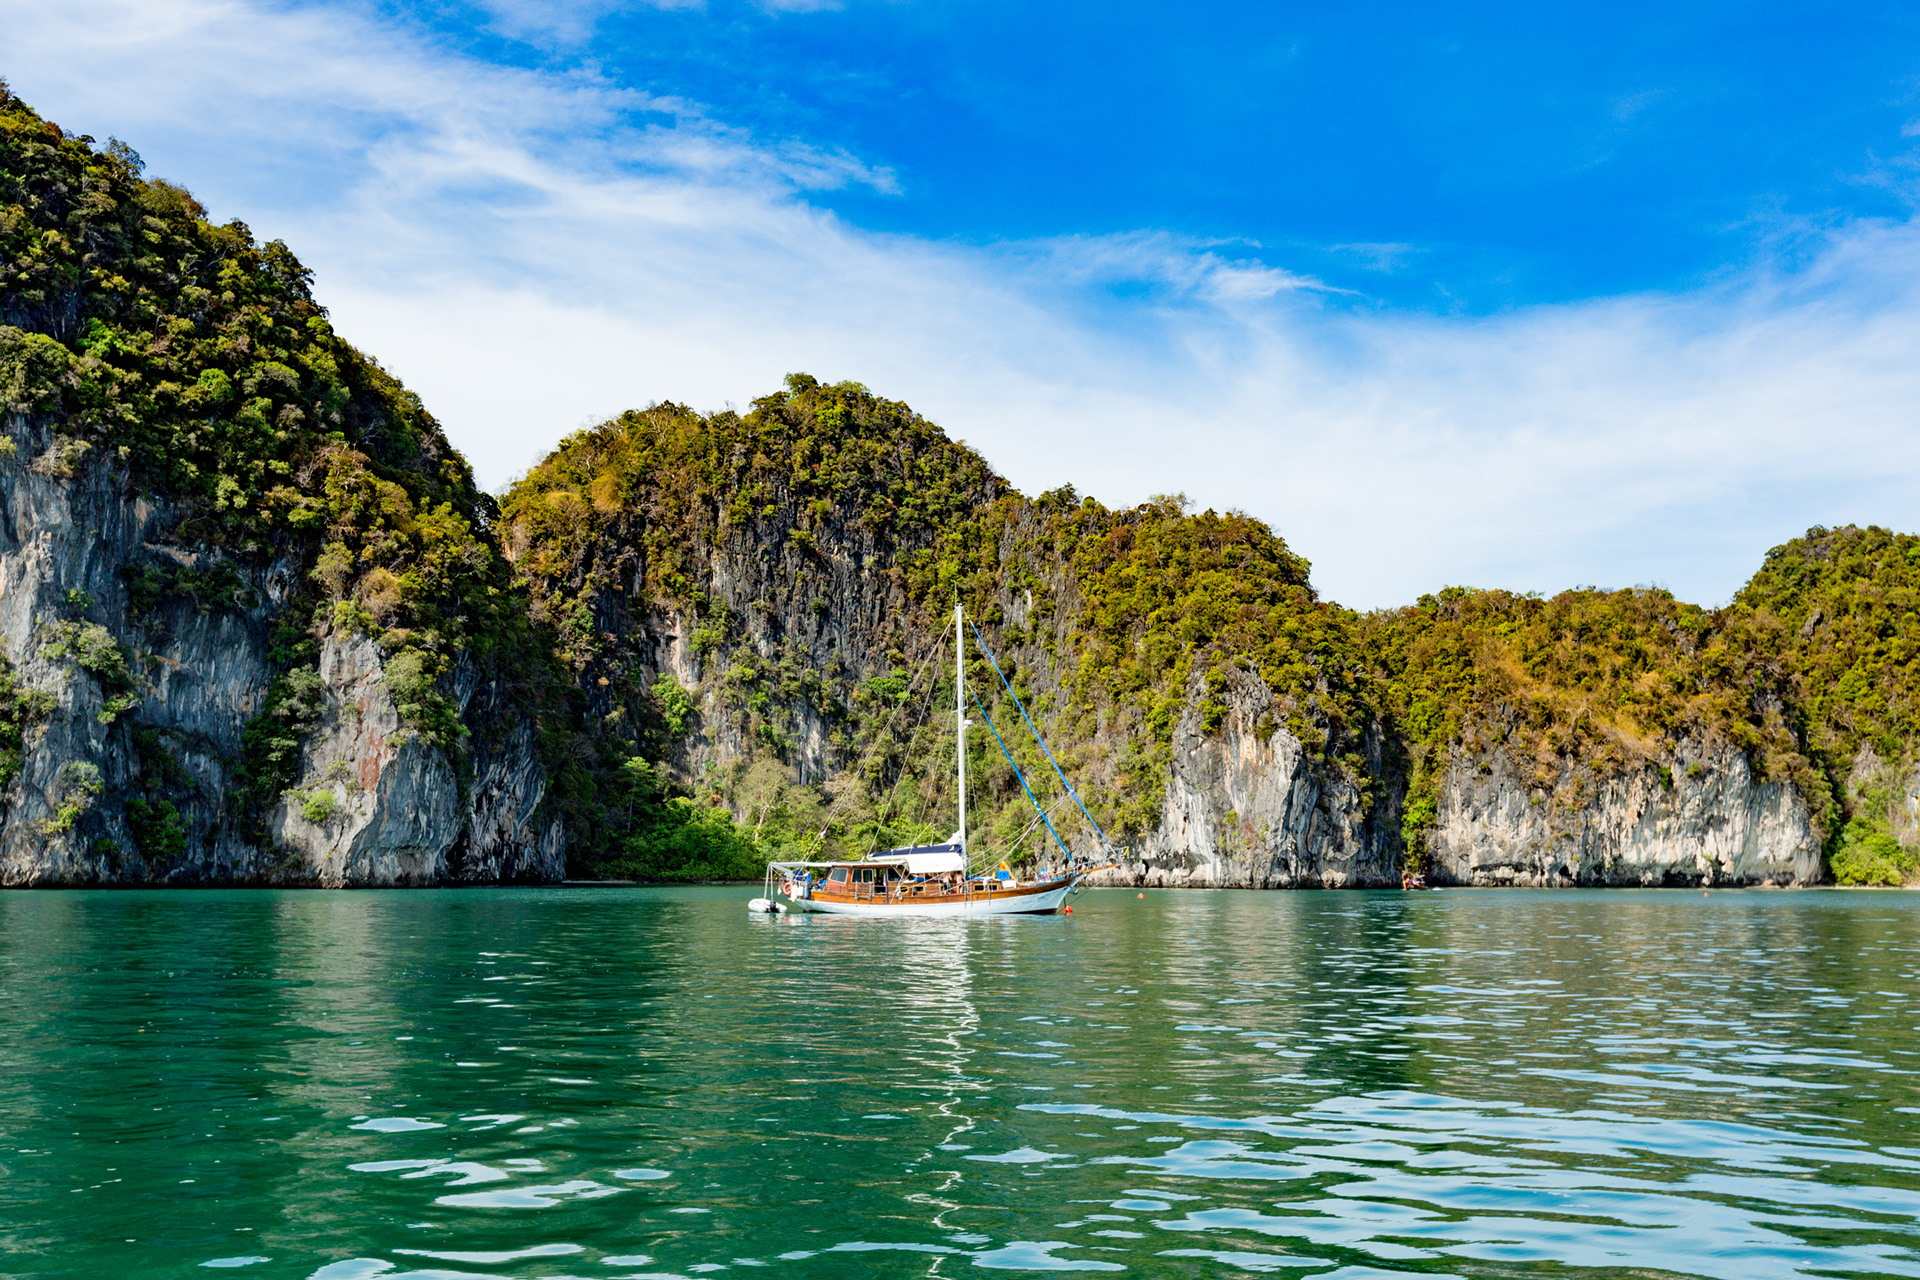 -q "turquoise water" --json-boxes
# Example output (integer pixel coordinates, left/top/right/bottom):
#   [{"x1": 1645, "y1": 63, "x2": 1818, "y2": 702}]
[{"x1": 3, "y1": 887, "x2": 1920, "y2": 1279}]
